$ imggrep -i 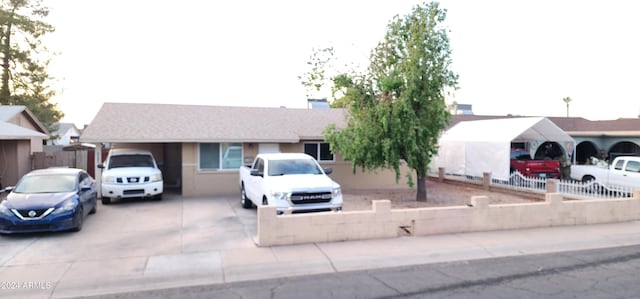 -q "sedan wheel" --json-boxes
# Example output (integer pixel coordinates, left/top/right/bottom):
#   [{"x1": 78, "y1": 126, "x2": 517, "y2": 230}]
[
  {"x1": 72, "y1": 208, "x2": 84, "y2": 232},
  {"x1": 89, "y1": 198, "x2": 97, "y2": 214}
]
